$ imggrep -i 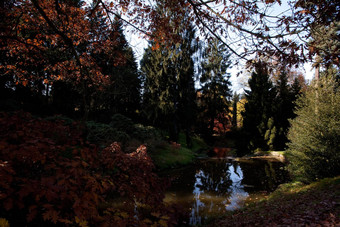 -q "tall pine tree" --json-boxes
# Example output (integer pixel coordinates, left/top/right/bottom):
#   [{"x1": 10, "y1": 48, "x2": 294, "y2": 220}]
[
  {"x1": 242, "y1": 62, "x2": 275, "y2": 152},
  {"x1": 198, "y1": 38, "x2": 232, "y2": 141},
  {"x1": 141, "y1": 24, "x2": 198, "y2": 143},
  {"x1": 271, "y1": 71, "x2": 301, "y2": 150},
  {"x1": 90, "y1": 16, "x2": 141, "y2": 122}
]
